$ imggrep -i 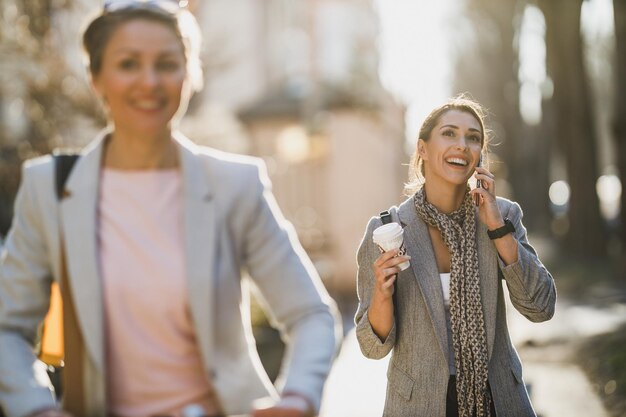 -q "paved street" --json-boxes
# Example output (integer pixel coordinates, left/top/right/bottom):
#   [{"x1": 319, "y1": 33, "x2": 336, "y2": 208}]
[
  {"x1": 319, "y1": 291, "x2": 626, "y2": 417},
  {"x1": 320, "y1": 326, "x2": 388, "y2": 417}
]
